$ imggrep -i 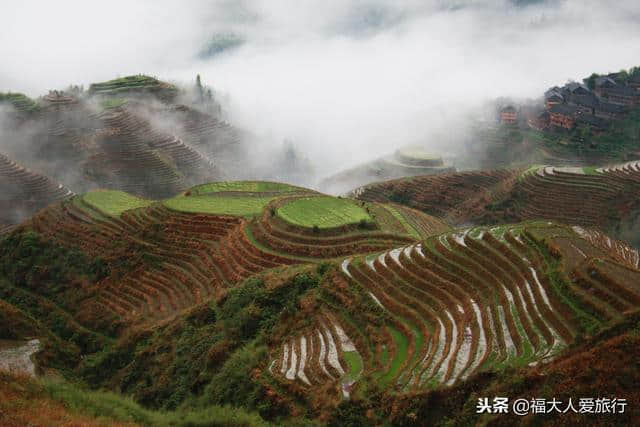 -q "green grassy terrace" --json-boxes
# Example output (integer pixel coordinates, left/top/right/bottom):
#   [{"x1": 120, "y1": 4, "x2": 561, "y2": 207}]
[
  {"x1": 164, "y1": 194, "x2": 274, "y2": 218},
  {"x1": 276, "y1": 196, "x2": 373, "y2": 229},
  {"x1": 99, "y1": 97, "x2": 128, "y2": 110},
  {"x1": 189, "y1": 181, "x2": 303, "y2": 195},
  {"x1": 89, "y1": 75, "x2": 176, "y2": 94},
  {"x1": 82, "y1": 190, "x2": 153, "y2": 217},
  {"x1": 396, "y1": 146, "x2": 441, "y2": 161},
  {"x1": 0, "y1": 92, "x2": 40, "y2": 113}
]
